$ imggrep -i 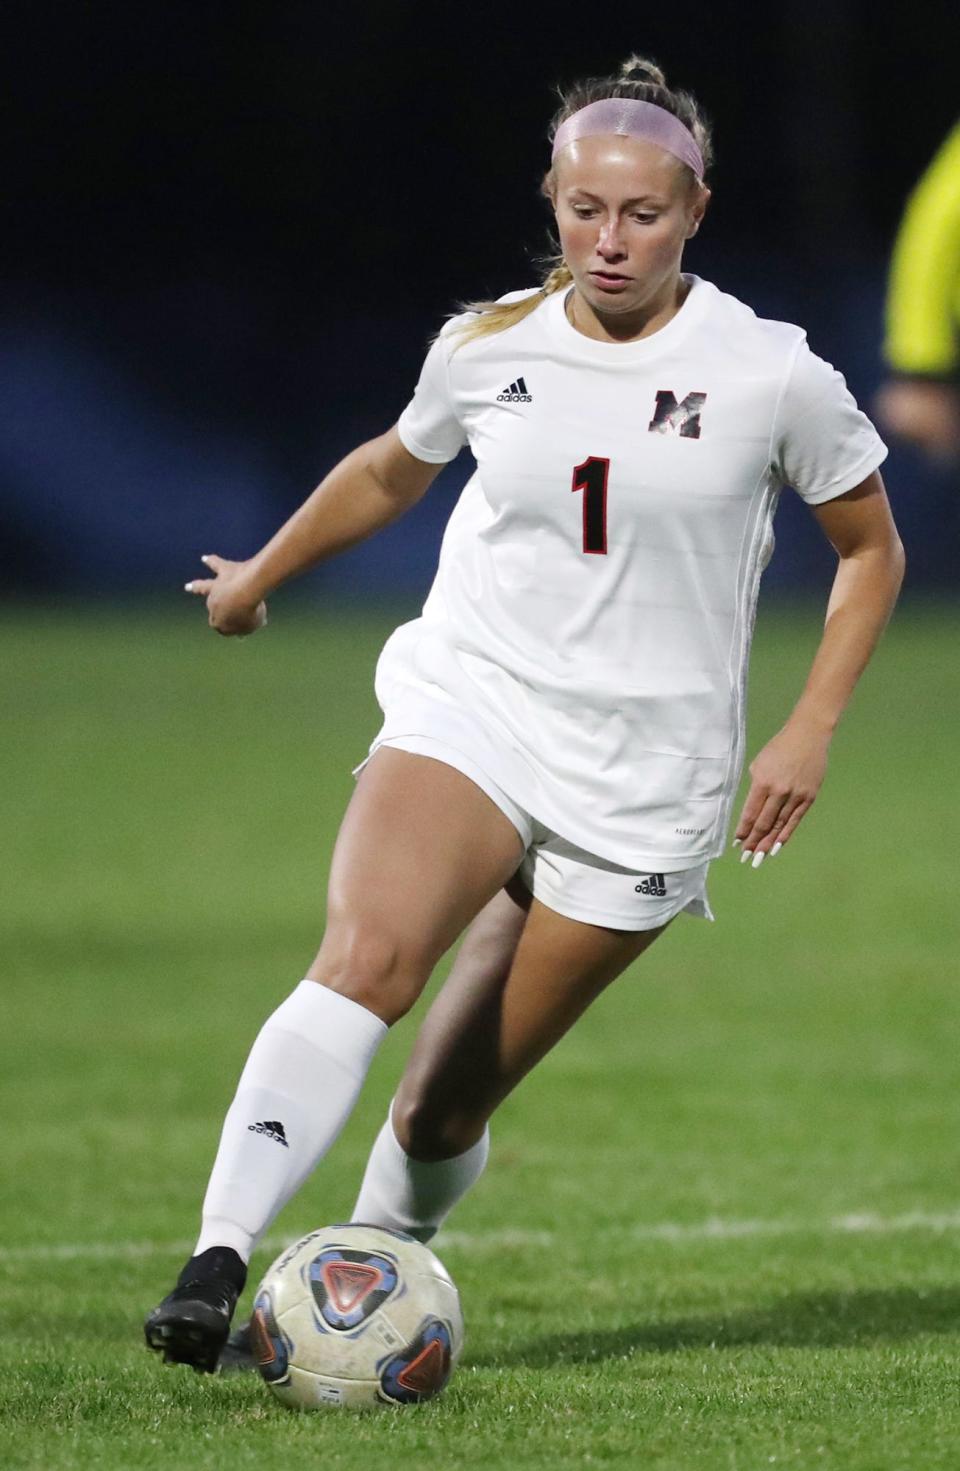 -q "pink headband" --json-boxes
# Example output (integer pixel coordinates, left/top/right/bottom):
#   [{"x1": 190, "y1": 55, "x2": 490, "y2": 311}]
[{"x1": 551, "y1": 98, "x2": 704, "y2": 182}]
